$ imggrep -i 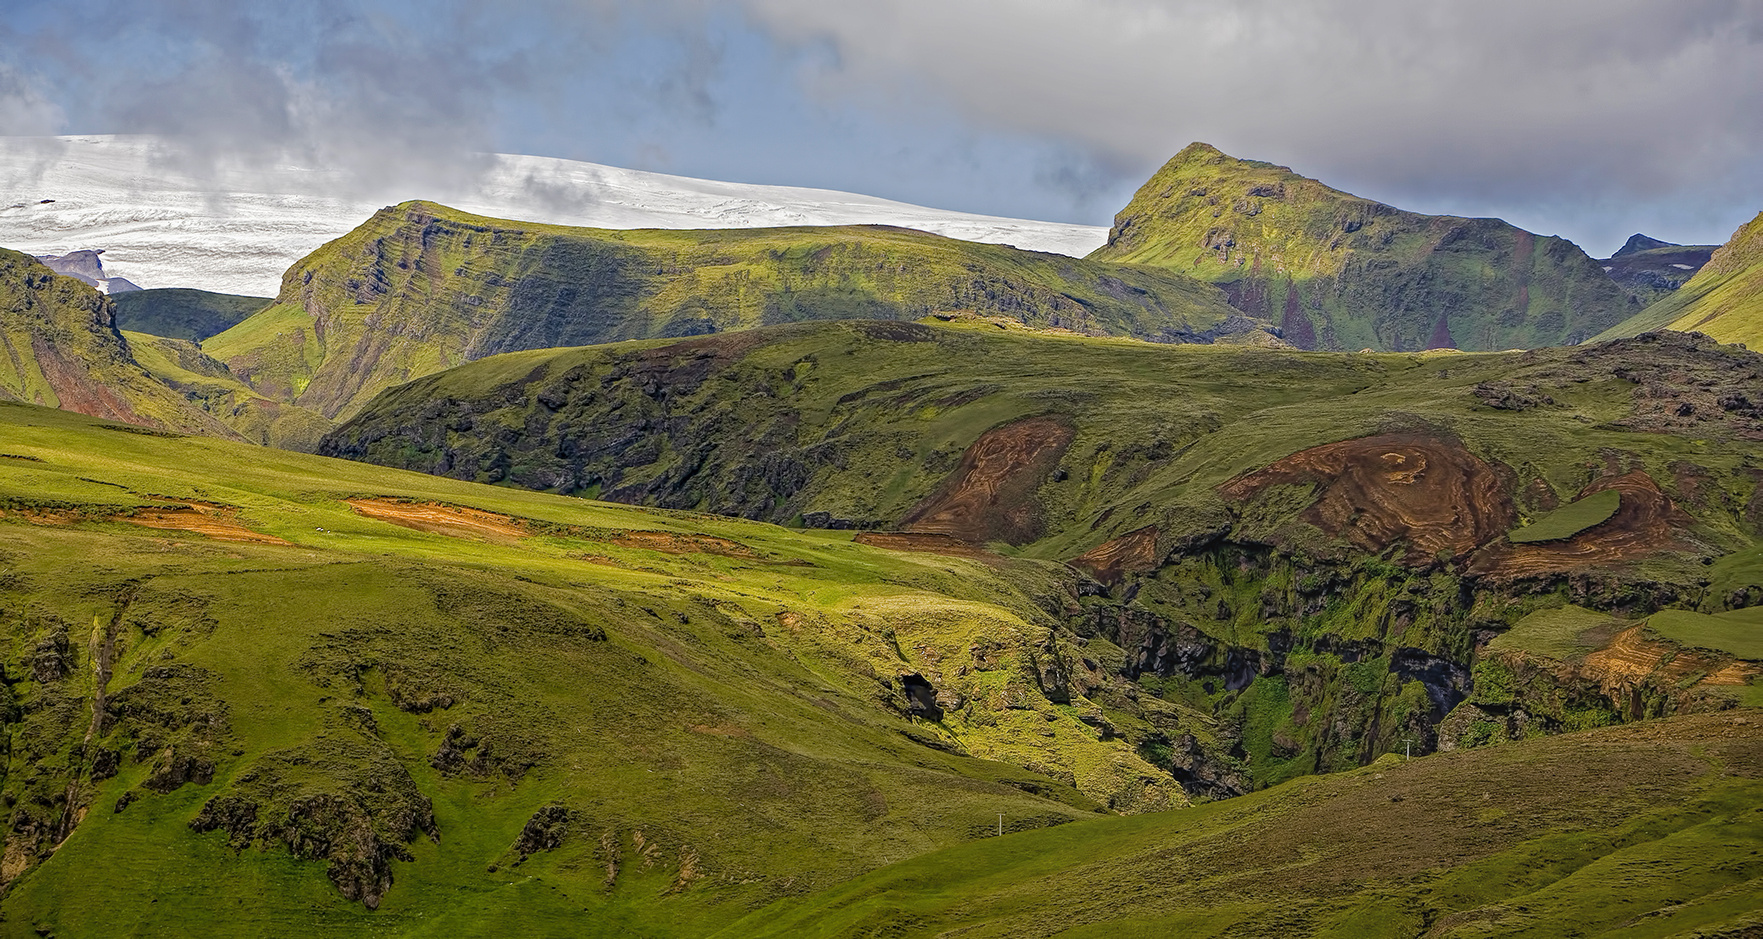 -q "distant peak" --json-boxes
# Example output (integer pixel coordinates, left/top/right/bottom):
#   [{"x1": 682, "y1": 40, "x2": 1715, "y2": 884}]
[{"x1": 1612, "y1": 233, "x2": 1679, "y2": 257}]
